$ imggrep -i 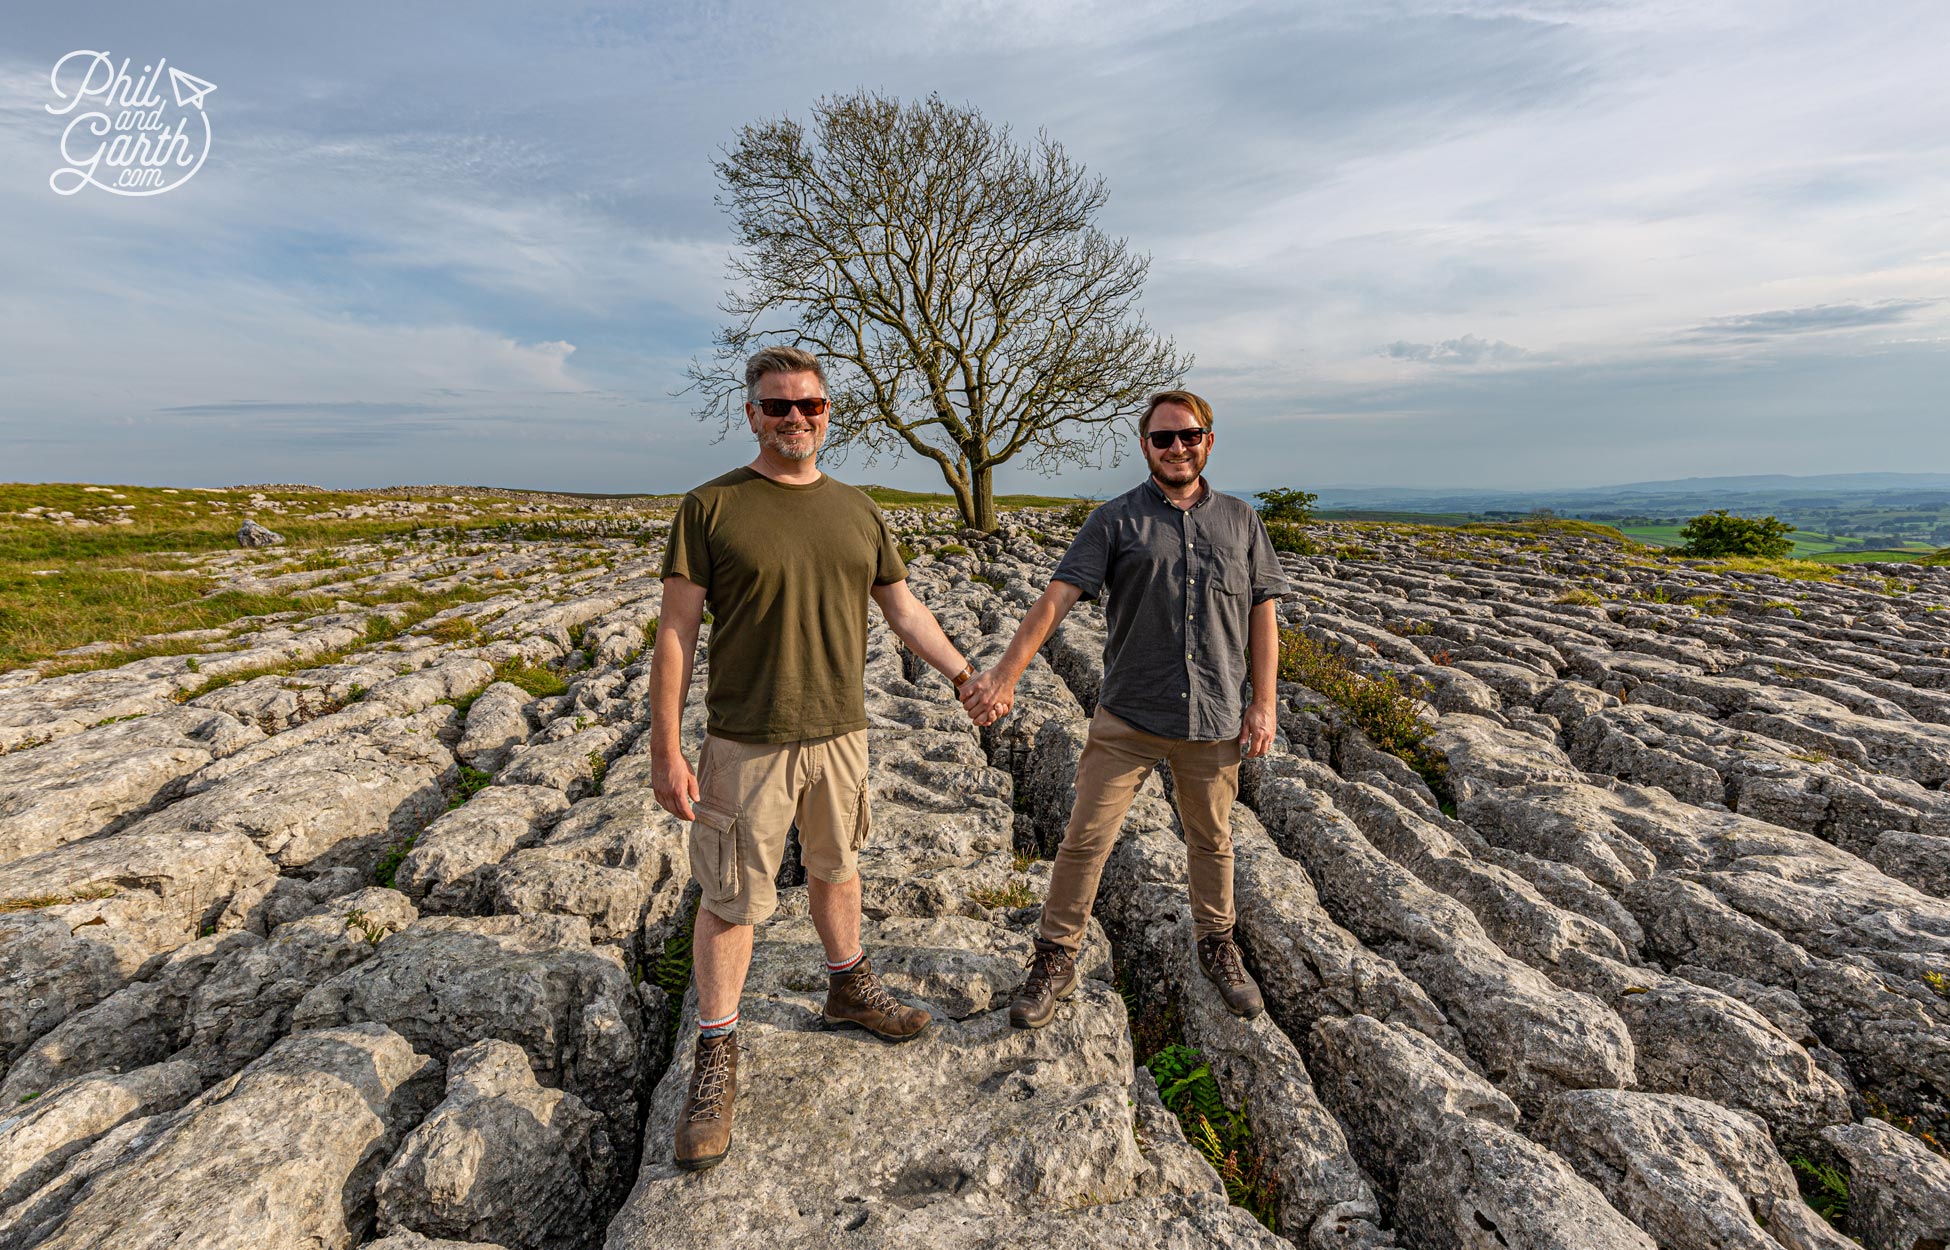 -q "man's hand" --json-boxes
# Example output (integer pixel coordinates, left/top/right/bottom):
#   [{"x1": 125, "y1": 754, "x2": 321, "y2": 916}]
[
  {"x1": 652, "y1": 748, "x2": 700, "y2": 821},
  {"x1": 959, "y1": 668, "x2": 1016, "y2": 728},
  {"x1": 1240, "y1": 701, "x2": 1276, "y2": 759}
]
